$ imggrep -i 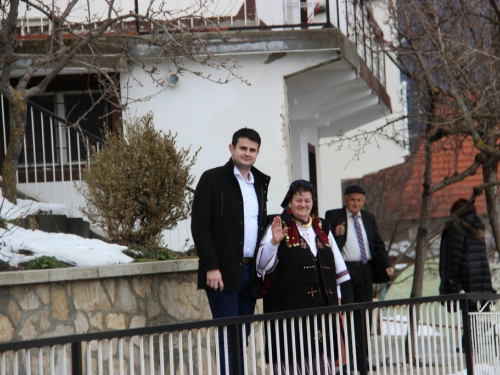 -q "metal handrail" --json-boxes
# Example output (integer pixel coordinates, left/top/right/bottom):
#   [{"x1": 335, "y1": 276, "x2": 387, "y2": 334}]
[
  {"x1": 0, "y1": 292, "x2": 497, "y2": 375},
  {"x1": 27, "y1": 100, "x2": 104, "y2": 144},
  {"x1": 0, "y1": 292, "x2": 494, "y2": 353},
  {"x1": 27, "y1": 100, "x2": 196, "y2": 194},
  {"x1": 28, "y1": 100, "x2": 195, "y2": 192}
]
